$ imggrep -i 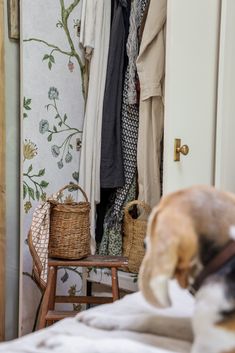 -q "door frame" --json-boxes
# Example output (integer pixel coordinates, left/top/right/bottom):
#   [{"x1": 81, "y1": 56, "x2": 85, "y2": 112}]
[
  {"x1": 0, "y1": 0, "x2": 5, "y2": 342},
  {"x1": 215, "y1": 0, "x2": 235, "y2": 193}
]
